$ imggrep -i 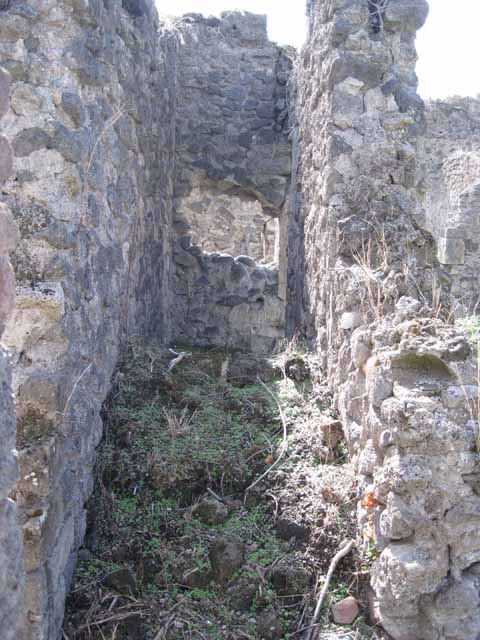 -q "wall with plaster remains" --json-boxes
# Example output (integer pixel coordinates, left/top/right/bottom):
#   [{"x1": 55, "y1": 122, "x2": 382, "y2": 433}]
[
  {"x1": 290, "y1": 1, "x2": 480, "y2": 638},
  {"x1": 0, "y1": 1, "x2": 175, "y2": 637},
  {"x1": 423, "y1": 97, "x2": 480, "y2": 311}
]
